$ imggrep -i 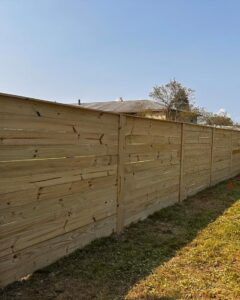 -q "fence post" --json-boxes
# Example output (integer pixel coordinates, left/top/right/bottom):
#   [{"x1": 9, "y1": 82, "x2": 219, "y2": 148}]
[
  {"x1": 179, "y1": 123, "x2": 185, "y2": 202},
  {"x1": 210, "y1": 127, "x2": 215, "y2": 186},
  {"x1": 230, "y1": 130, "x2": 233, "y2": 177},
  {"x1": 116, "y1": 114, "x2": 126, "y2": 233}
]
